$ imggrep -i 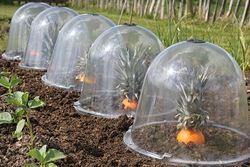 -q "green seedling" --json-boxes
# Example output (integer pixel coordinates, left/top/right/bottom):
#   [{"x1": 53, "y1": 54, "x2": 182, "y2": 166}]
[
  {"x1": 0, "y1": 74, "x2": 21, "y2": 95},
  {"x1": 0, "y1": 70, "x2": 10, "y2": 77},
  {"x1": 0, "y1": 112, "x2": 13, "y2": 124},
  {"x1": 4, "y1": 91, "x2": 45, "y2": 147},
  {"x1": 23, "y1": 145, "x2": 66, "y2": 167}
]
